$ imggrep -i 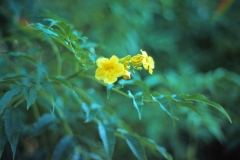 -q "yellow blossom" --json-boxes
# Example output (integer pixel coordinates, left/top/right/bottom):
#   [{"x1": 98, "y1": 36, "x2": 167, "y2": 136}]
[
  {"x1": 130, "y1": 54, "x2": 143, "y2": 67},
  {"x1": 141, "y1": 49, "x2": 155, "y2": 74},
  {"x1": 119, "y1": 55, "x2": 131, "y2": 70},
  {"x1": 95, "y1": 55, "x2": 125, "y2": 84},
  {"x1": 122, "y1": 70, "x2": 131, "y2": 80}
]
